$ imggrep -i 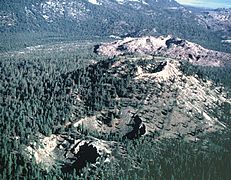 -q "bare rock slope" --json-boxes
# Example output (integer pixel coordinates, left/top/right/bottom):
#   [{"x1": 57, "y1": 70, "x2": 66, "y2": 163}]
[
  {"x1": 71, "y1": 57, "x2": 229, "y2": 139},
  {"x1": 26, "y1": 54, "x2": 230, "y2": 172},
  {"x1": 96, "y1": 36, "x2": 231, "y2": 66}
]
